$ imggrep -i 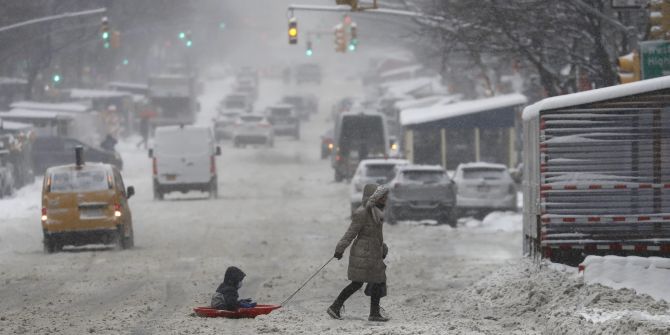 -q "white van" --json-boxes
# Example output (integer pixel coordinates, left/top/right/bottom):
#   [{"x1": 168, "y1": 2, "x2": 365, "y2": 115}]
[{"x1": 150, "y1": 125, "x2": 221, "y2": 200}]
